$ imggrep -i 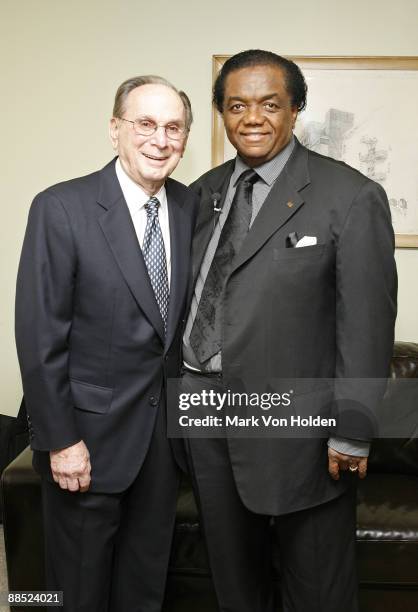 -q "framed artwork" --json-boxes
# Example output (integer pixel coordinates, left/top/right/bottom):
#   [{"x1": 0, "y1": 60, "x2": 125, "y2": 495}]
[{"x1": 212, "y1": 56, "x2": 418, "y2": 248}]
